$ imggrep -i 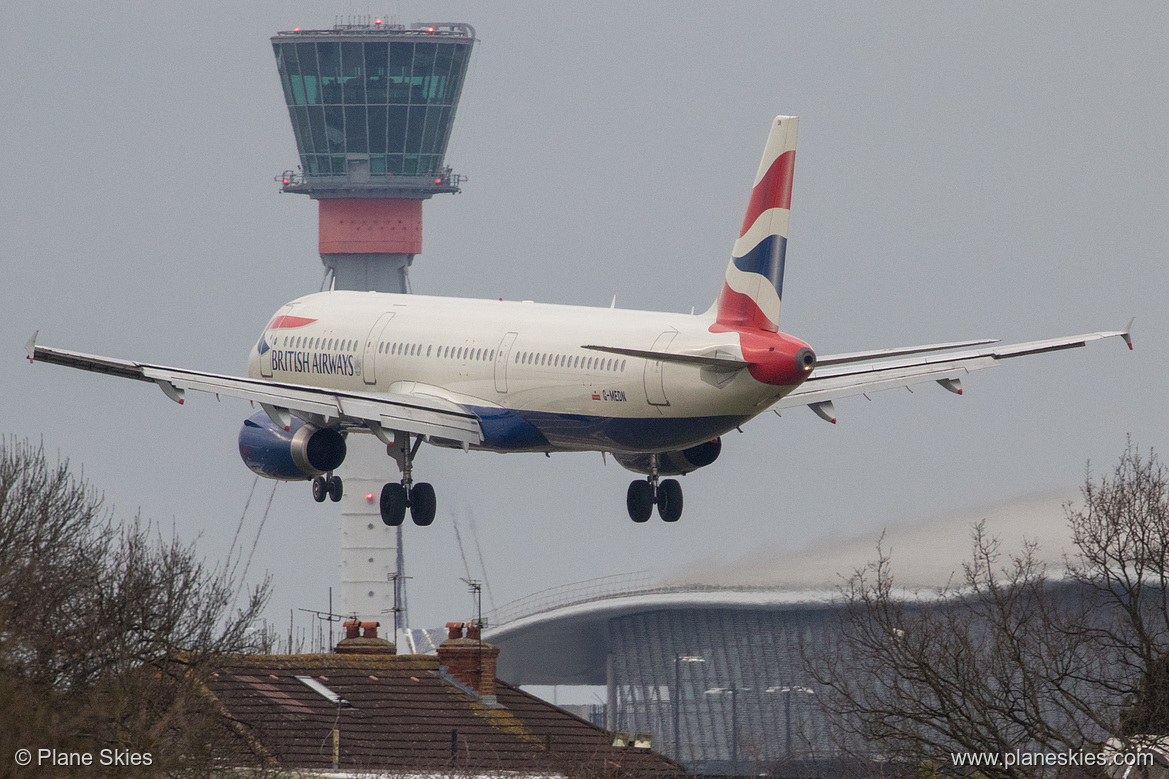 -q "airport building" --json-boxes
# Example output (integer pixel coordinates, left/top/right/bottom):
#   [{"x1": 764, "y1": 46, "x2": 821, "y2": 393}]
[
  {"x1": 483, "y1": 577, "x2": 836, "y2": 774},
  {"x1": 479, "y1": 495, "x2": 1077, "y2": 773}
]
